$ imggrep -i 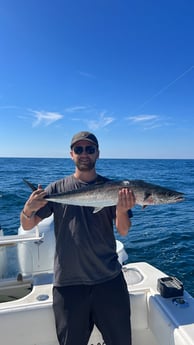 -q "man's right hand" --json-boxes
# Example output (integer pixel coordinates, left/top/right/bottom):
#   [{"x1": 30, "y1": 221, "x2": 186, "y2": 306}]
[
  {"x1": 21, "y1": 185, "x2": 48, "y2": 229},
  {"x1": 23, "y1": 184, "x2": 48, "y2": 216}
]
